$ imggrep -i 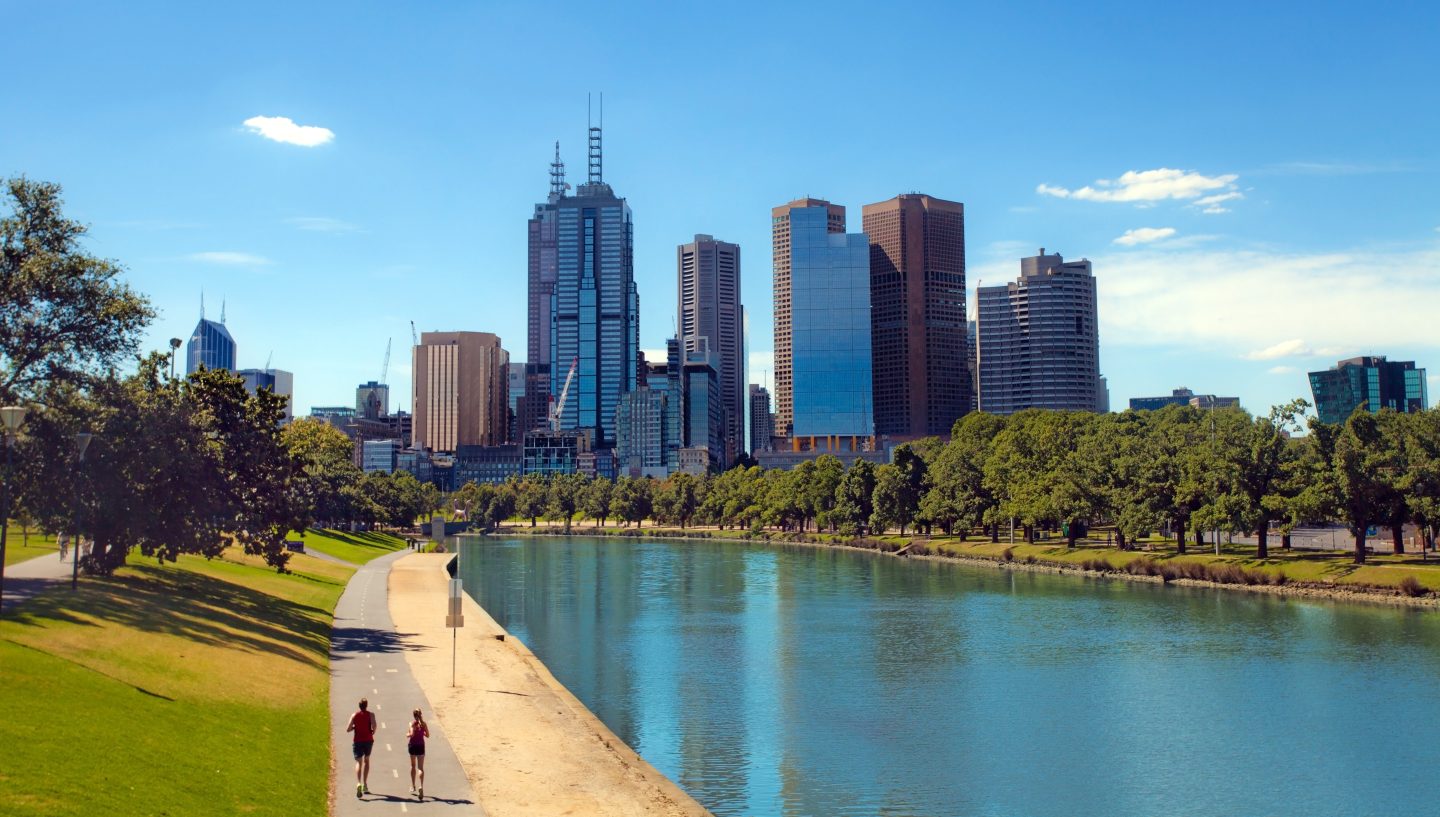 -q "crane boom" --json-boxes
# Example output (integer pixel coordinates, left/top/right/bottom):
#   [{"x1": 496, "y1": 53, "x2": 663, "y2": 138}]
[
  {"x1": 379, "y1": 338, "x2": 391, "y2": 384},
  {"x1": 550, "y1": 357, "x2": 579, "y2": 432}
]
